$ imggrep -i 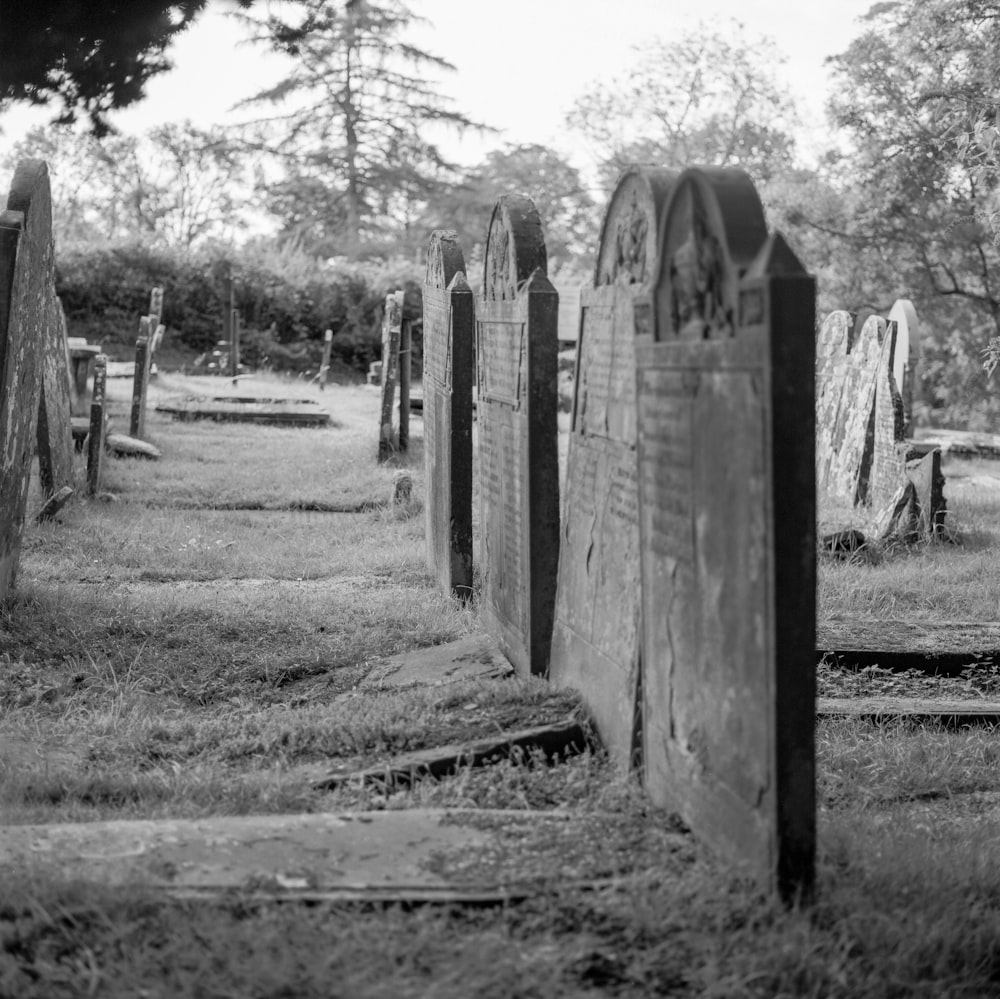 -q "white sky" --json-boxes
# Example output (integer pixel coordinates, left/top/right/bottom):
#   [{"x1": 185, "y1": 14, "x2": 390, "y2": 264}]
[{"x1": 0, "y1": 0, "x2": 878, "y2": 175}]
